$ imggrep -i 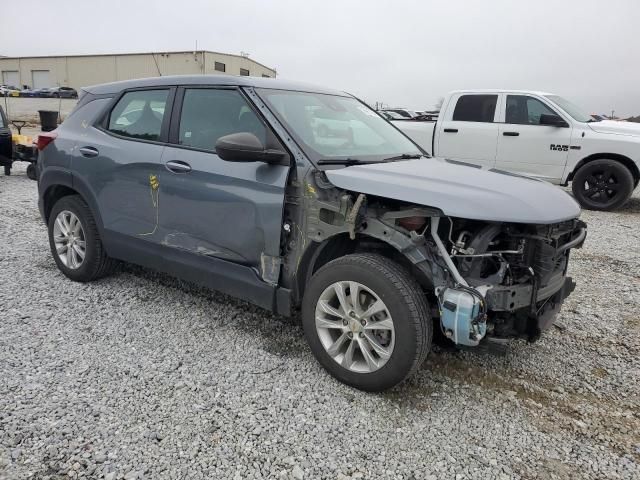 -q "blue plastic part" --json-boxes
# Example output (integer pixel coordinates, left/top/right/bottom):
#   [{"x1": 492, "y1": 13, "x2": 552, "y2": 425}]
[{"x1": 439, "y1": 288, "x2": 486, "y2": 347}]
